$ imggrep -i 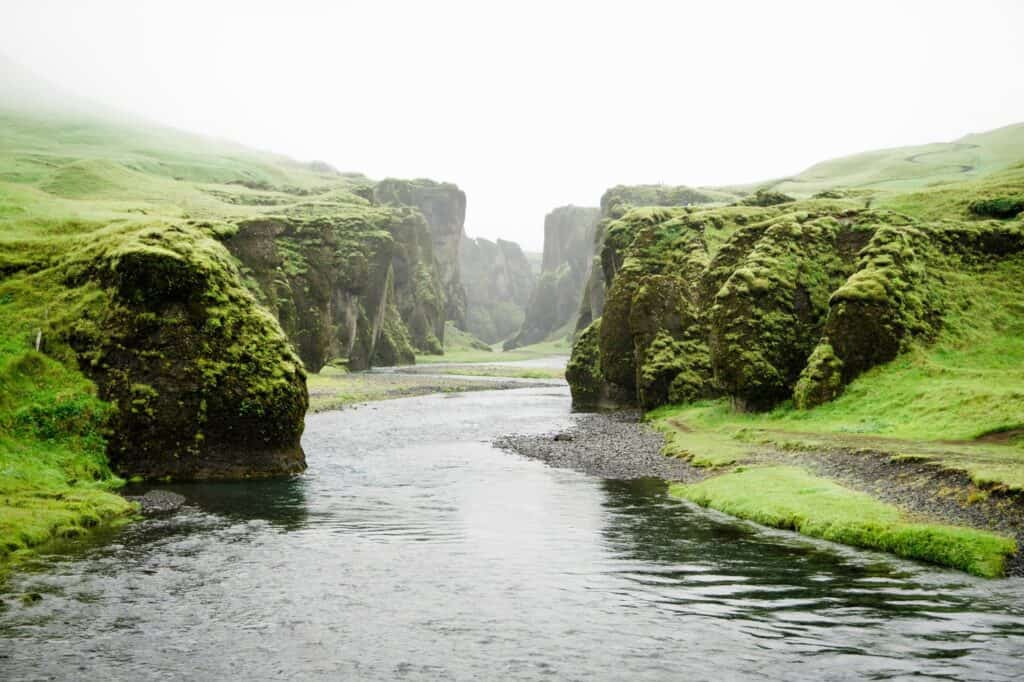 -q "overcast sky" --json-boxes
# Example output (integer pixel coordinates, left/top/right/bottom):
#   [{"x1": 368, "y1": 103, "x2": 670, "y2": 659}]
[{"x1": 2, "y1": 1, "x2": 1023, "y2": 250}]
